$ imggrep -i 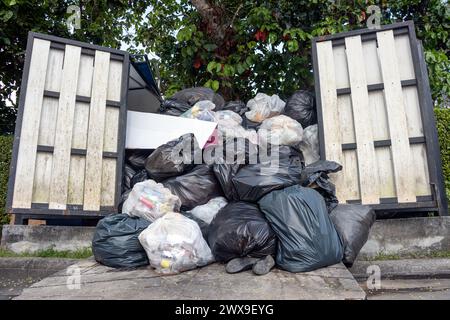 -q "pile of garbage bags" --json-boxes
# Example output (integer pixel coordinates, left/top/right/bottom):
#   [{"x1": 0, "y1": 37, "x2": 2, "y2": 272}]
[{"x1": 92, "y1": 87, "x2": 375, "y2": 276}]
